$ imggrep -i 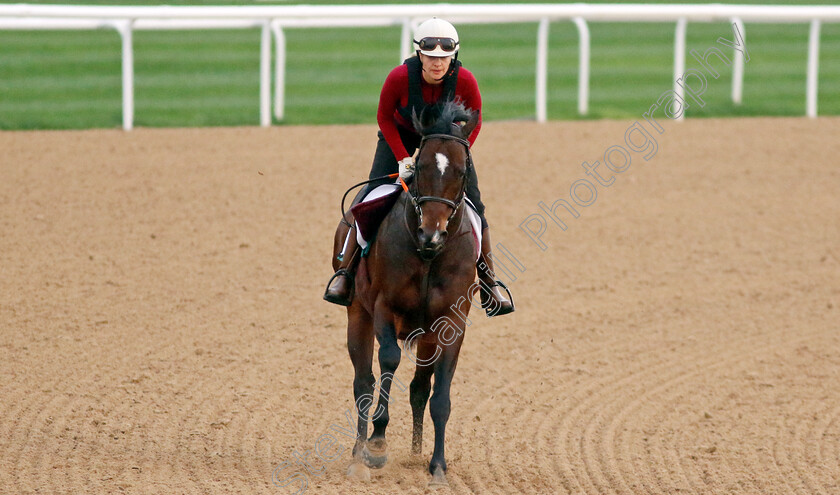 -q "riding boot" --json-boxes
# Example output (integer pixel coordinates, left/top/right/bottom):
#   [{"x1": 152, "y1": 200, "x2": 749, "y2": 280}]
[
  {"x1": 477, "y1": 227, "x2": 515, "y2": 317},
  {"x1": 324, "y1": 228, "x2": 362, "y2": 307}
]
